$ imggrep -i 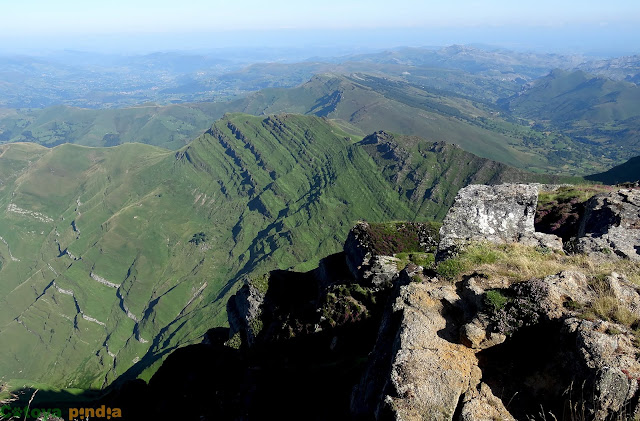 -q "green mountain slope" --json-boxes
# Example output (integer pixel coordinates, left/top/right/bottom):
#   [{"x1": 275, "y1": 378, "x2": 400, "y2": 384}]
[
  {"x1": 585, "y1": 155, "x2": 640, "y2": 184},
  {"x1": 236, "y1": 74, "x2": 612, "y2": 174},
  {"x1": 0, "y1": 113, "x2": 573, "y2": 391},
  {"x1": 0, "y1": 103, "x2": 232, "y2": 150},
  {"x1": 1, "y1": 71, "x2": 618, "y2": 175},
  {"x1": 501, "y1": 69, "x2": 640, "y2": 163}
]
